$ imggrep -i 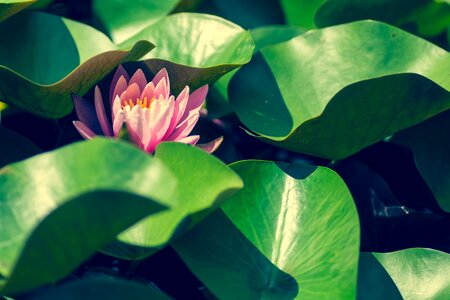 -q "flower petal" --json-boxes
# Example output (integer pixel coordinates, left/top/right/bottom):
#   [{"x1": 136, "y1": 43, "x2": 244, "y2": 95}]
[
  {"x1": 146, "y1": 96, "x2": 175, "y2": 152},
  {"x1": 151, "y1": 68, "x2": 170, "y2": 95},
  {"x1": 196, "y1": 136, "x2": 224, "y2": 153},
  {"x1": 110, "y1": 66, "x2": 130, "y2": 102},
  {"x1": 154, "y1": 77, "x2": 168, "y2": 99},
  {"x1": 167, "y1": 113, "x2": 200, "y2": 141},
  {"x1": 111, "y1": 76, "x2": 129, "y2": 107},
  {"x1": 180, "y1": 85, "x2": 208, "y2": 123},
  {"x1": 73, "y1": 121, "x2": 96, "y2": 140},
  {"x1": 164, "y1": 86, "x2": 190, "y2": 139},
  {"x1": 113, "y1": 110, "x2": 125, "y2": 137},
  {"x1": 176, "y1": 135, "x2": 200, "y2": 145},
  {"x1": 120, "y1": 83, "x2": 141, "y2": 104},
  {"x1": 72, "y1": 94, "x2": 101, "y2": 134},
  {"x1": 140, "y1": 82, "x2": 155, "y2": 102},
  {"x1": 126, "y1": 105, "x2": 145, "y2": 148},
  {"x1": 94, "y1": 86, "x2": 113, "y2": 137},
  {"x1": 129, "y1": 69, "x2": 147, "y2": 91}
]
